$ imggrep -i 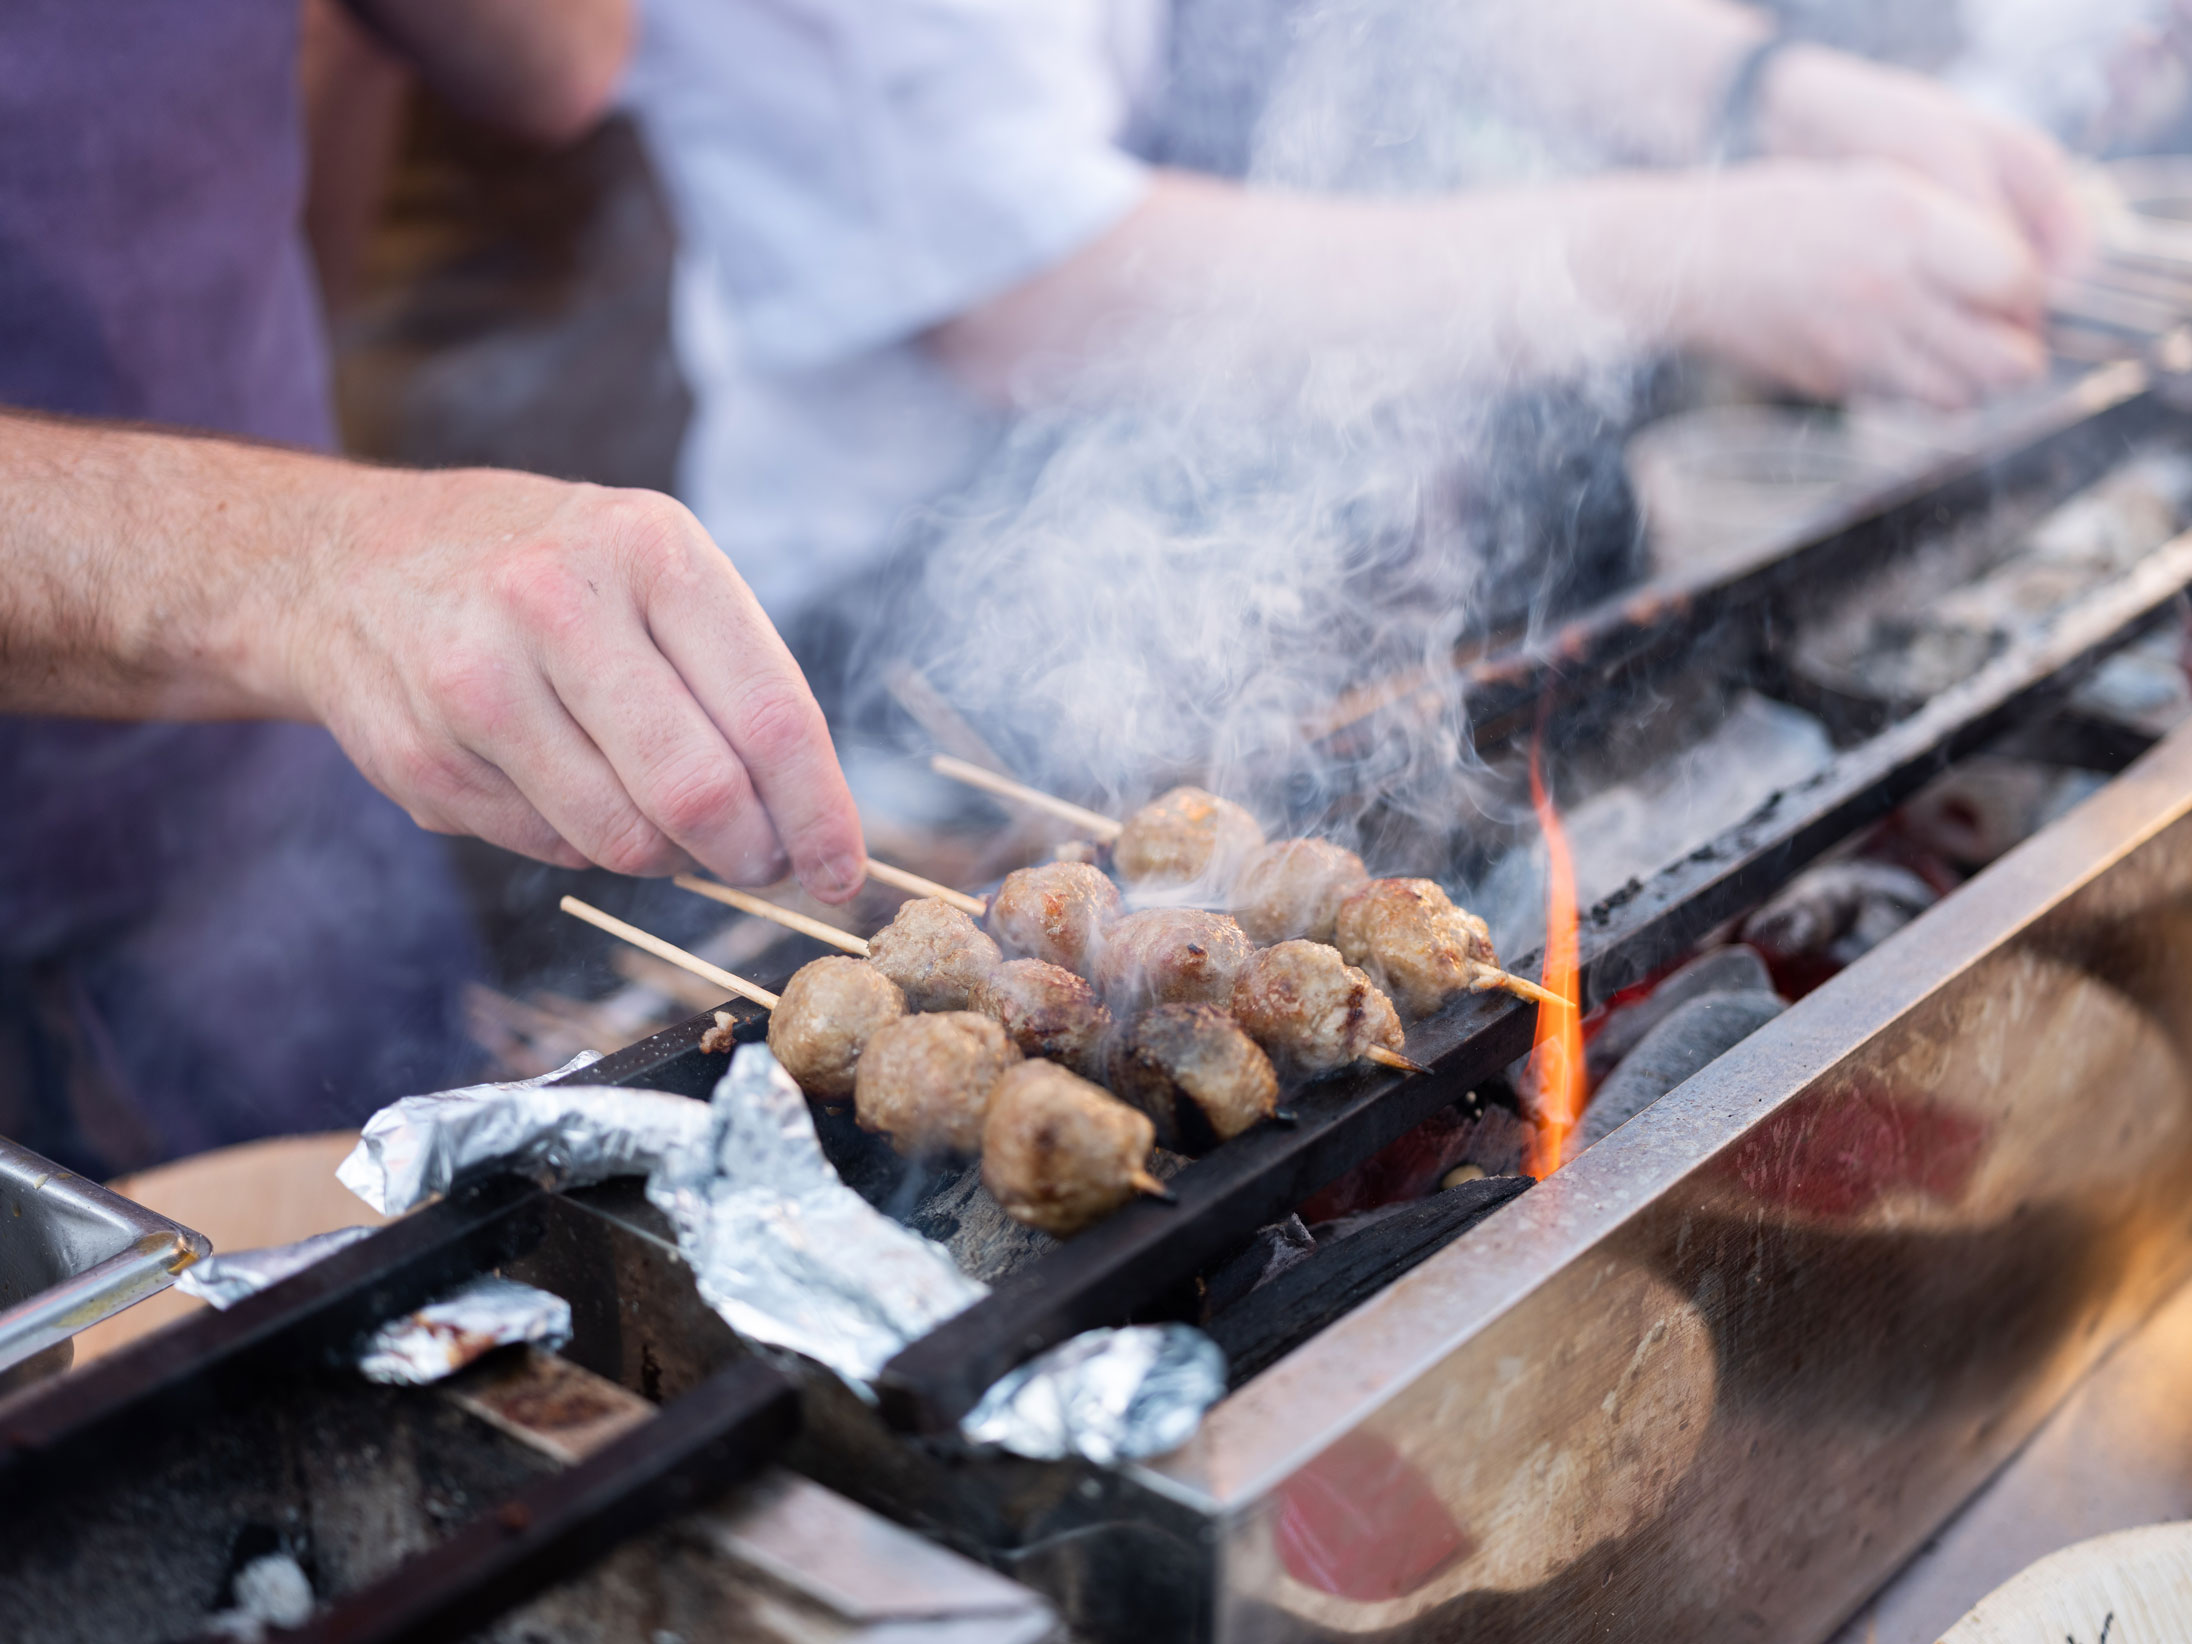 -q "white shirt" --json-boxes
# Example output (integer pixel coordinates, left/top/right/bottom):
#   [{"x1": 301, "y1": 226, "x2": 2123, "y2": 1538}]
[{"x1": 628, "y1": 0, "x2": 1166, "y2": 621}]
